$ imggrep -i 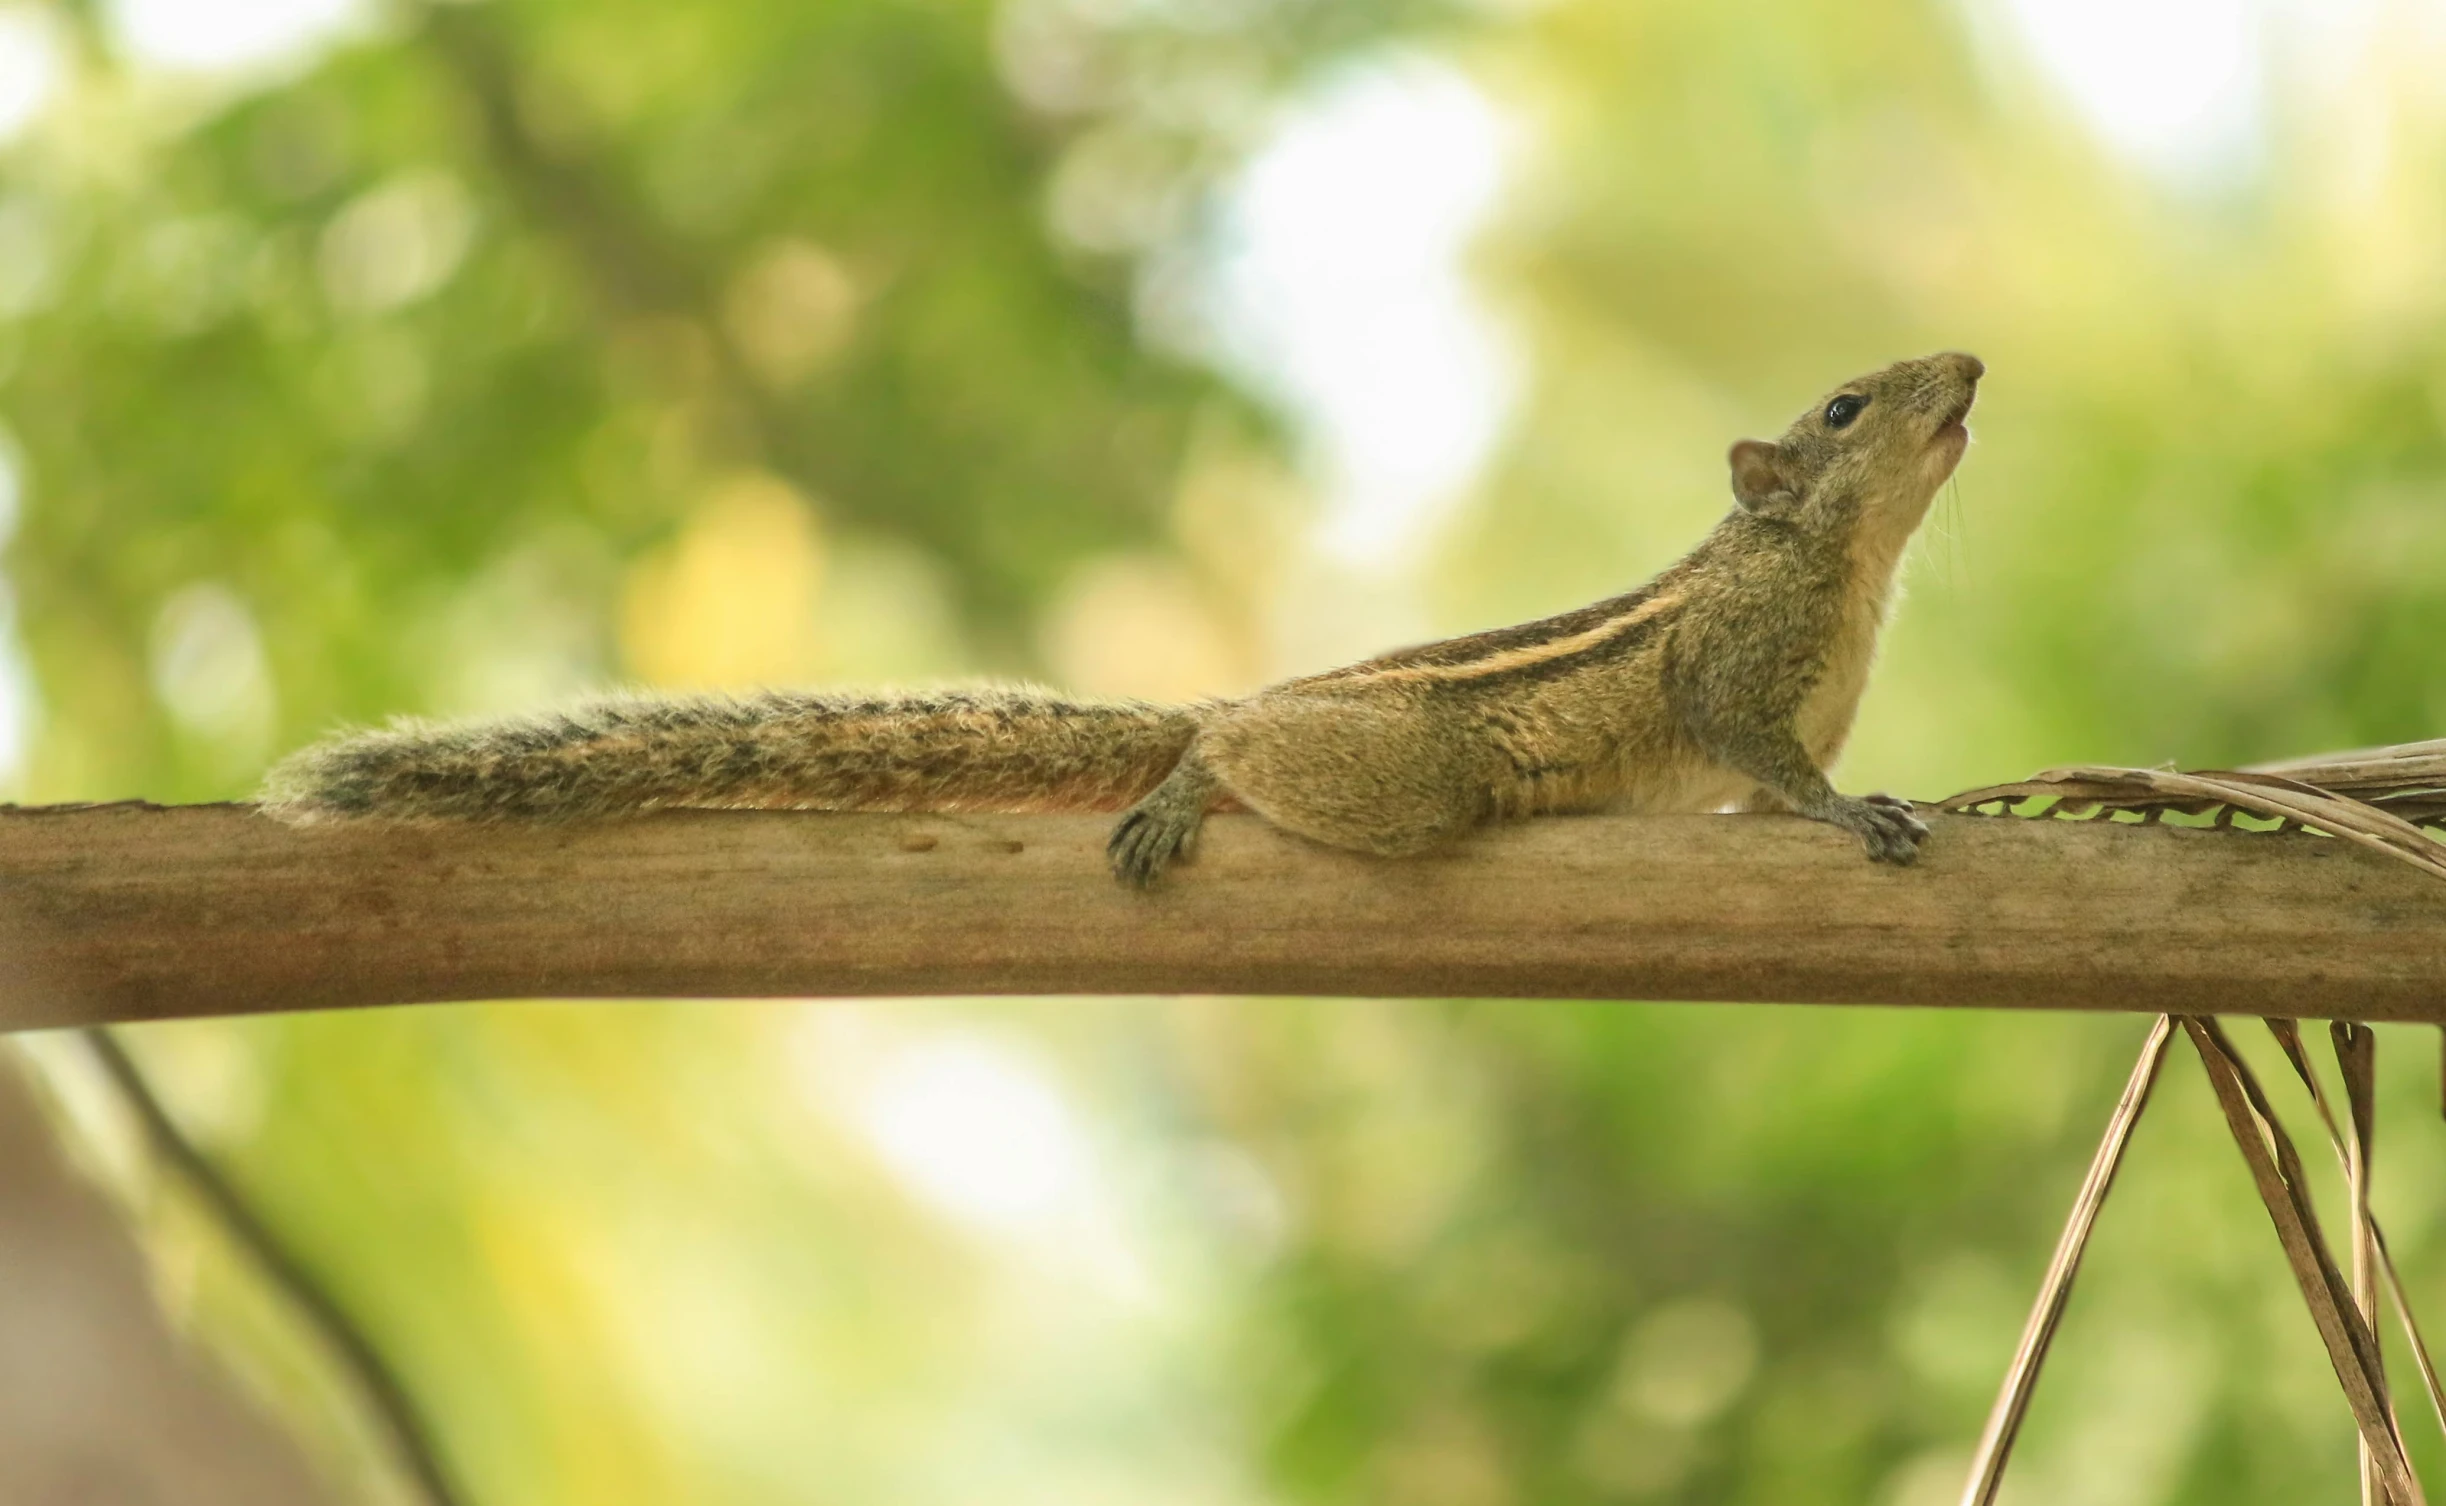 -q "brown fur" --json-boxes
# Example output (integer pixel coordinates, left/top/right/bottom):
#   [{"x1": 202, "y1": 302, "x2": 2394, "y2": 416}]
[{"x1": 261, "y1": 352, "x2": 1983, "y2": 886}]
